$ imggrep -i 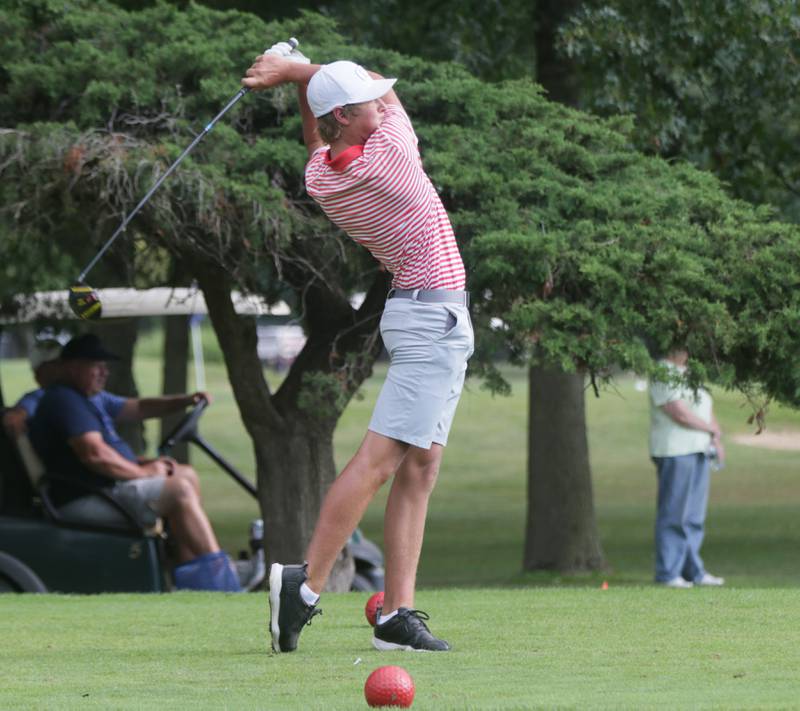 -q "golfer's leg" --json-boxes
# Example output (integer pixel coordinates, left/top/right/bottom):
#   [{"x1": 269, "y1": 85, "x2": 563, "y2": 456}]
[
  {"x1": 654, "y1": 456, "x2": 693, "y2": 582},
  {"x1": 682, "y1": 453, "x2": 711, "y2": 582},
  {"x1": 382, "y1": 443, "x2": 443, "y2": 613},
  {"x1": 158, "y1": 476, "x2": 220, "y2": 562},
  {"x1": 305, "y1": 431, "x2": 408, "y2": 593}
]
